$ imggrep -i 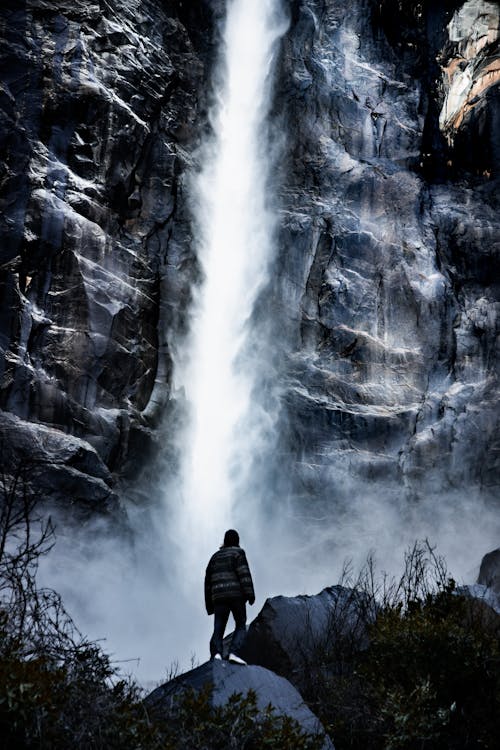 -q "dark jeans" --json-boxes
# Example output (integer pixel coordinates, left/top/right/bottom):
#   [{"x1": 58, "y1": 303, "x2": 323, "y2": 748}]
[{"x1": 210, "y1": 599, "x2": 247, "y2": 658}]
